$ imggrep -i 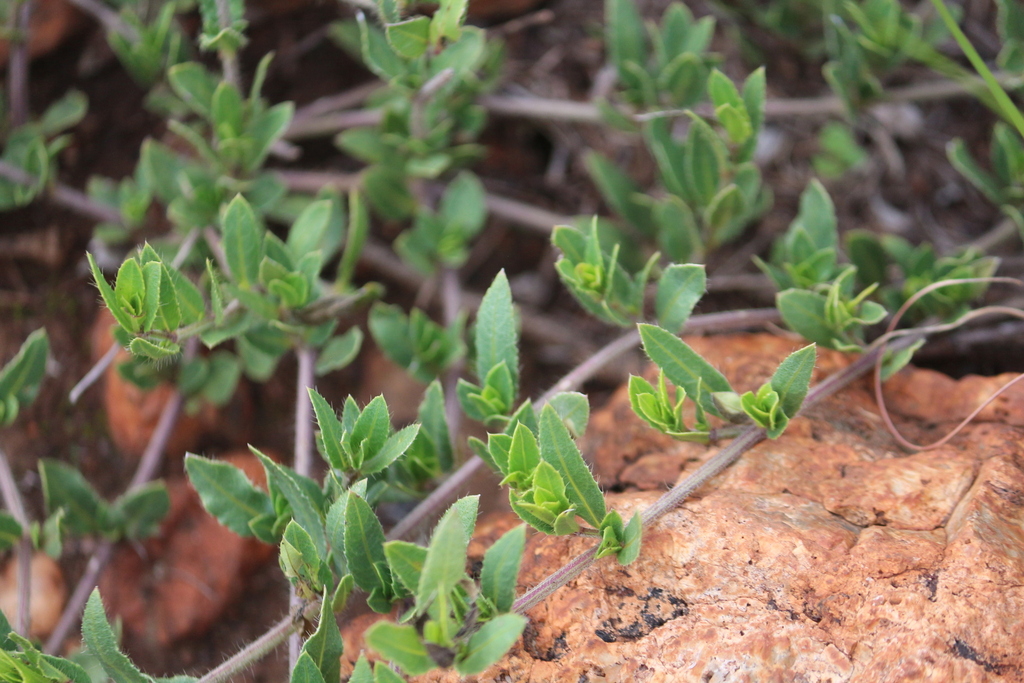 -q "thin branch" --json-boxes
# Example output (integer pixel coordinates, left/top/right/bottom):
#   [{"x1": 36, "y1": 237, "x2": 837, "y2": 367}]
[
  {"x1": 440, "y1": 267, "x2": 464, "y2": 449},
  {"x1": 63, "y1": 0, "x2": 138, "y2": 41},
  {"x1": 7, "y1": 0, "x2": 32, "y2": 128},
  {"x1": 288, "y1": 81, "x2": 384, "y2": 131},
  {"x1": 45, "y1": 386, "x2": 185, "y2": 653},
  {"x1": 213, "y1": 0, "x2": 240, "y2": 89},
  {"x1": 511, "y1": 333, "x2": 922, "y2": 614},
  {"x1": 0, "y1": 160, "x2": 125, "y2": 225},
  {"x1": 195, "y1": 610, "x2": 307, "y2": 683},
  {"x1": 0, "y1": 447, "x2": 32, "y2": 637},
  {"x1": 284, "y1": 110, "x2": 385, "y2": 140},
  {"x1": 386, "y1": 307, "x2": 781, "y2": 542},
  {"x1": 289, "y1": 345, "x2": 317, "y2": 669}
]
